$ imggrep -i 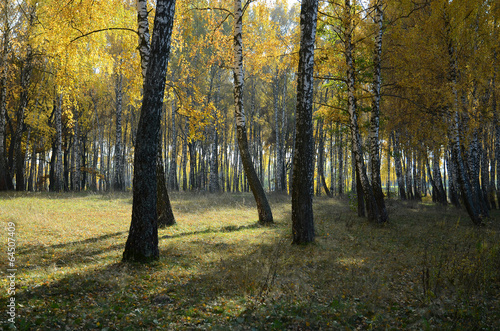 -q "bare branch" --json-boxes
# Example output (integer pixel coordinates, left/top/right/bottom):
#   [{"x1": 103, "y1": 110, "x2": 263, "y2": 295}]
[{"x1": 70, "y1": 27, "x2": 138, "y2": 43}]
